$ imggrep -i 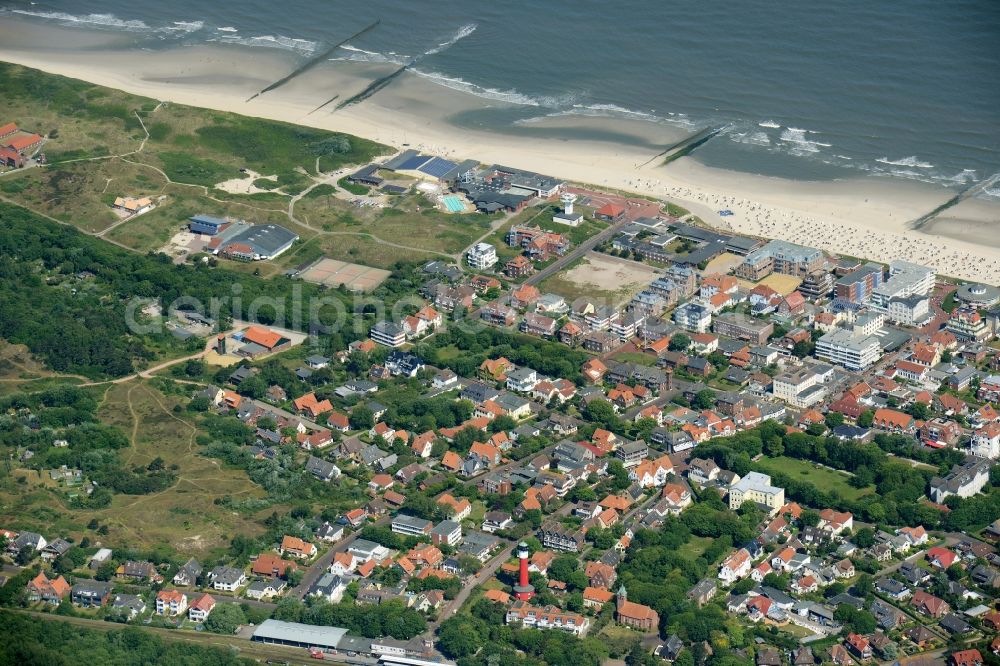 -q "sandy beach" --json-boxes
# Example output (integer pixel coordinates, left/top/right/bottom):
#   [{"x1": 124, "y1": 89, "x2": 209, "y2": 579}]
[{"x1": 1, "y1": 17, "x2": 999, "y2": 283}]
